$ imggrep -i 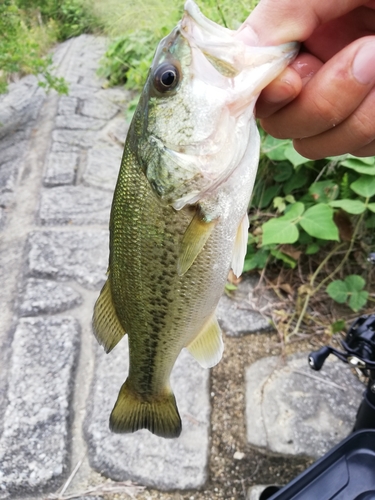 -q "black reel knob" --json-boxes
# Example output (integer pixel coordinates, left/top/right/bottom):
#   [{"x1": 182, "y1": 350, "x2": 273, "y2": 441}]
[{"x1": 308, "y1": 346, "x2": 332, "y2": 371}]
